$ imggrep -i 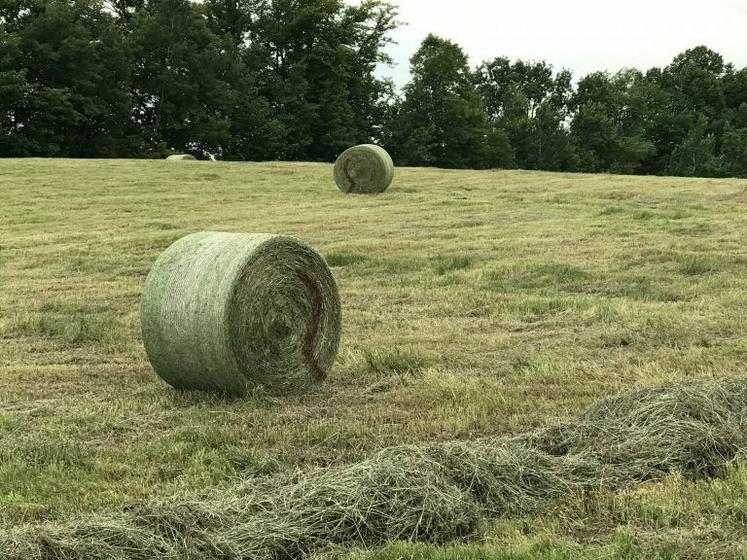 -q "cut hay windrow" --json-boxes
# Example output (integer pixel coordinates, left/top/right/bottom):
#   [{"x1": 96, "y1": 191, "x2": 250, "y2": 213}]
[
  {"x1": 140, "y1": 232, "x2": 342, "y2": 396},
  {"x1": 333, "y1": 144, "x2": 394, "y2": 194},
  {"x1": 165, "y1": 154, "x2": 196, "y2": 160},
  {"x1": 4, "y1": 377, "x2": 747, "y2": 559}
]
